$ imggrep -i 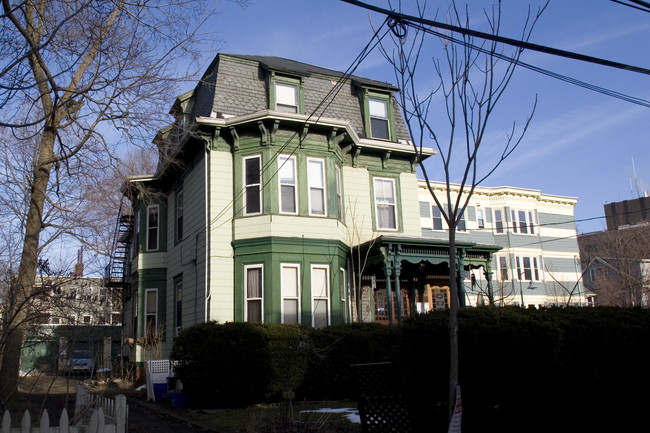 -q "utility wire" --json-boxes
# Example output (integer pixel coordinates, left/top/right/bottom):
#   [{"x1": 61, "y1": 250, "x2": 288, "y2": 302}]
[
  {"x1": 340, "y1": 0, "x2": 650, "y2": 75},
  {"x1": 611, "y1": 0, "x2": 650, "y2": 13},
  {"x1": 412, "y1": 23, "x2": 650, "y2": 108},
  {"x1": 206, "y1": 18, "x2": 393, "y2": 231}
]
